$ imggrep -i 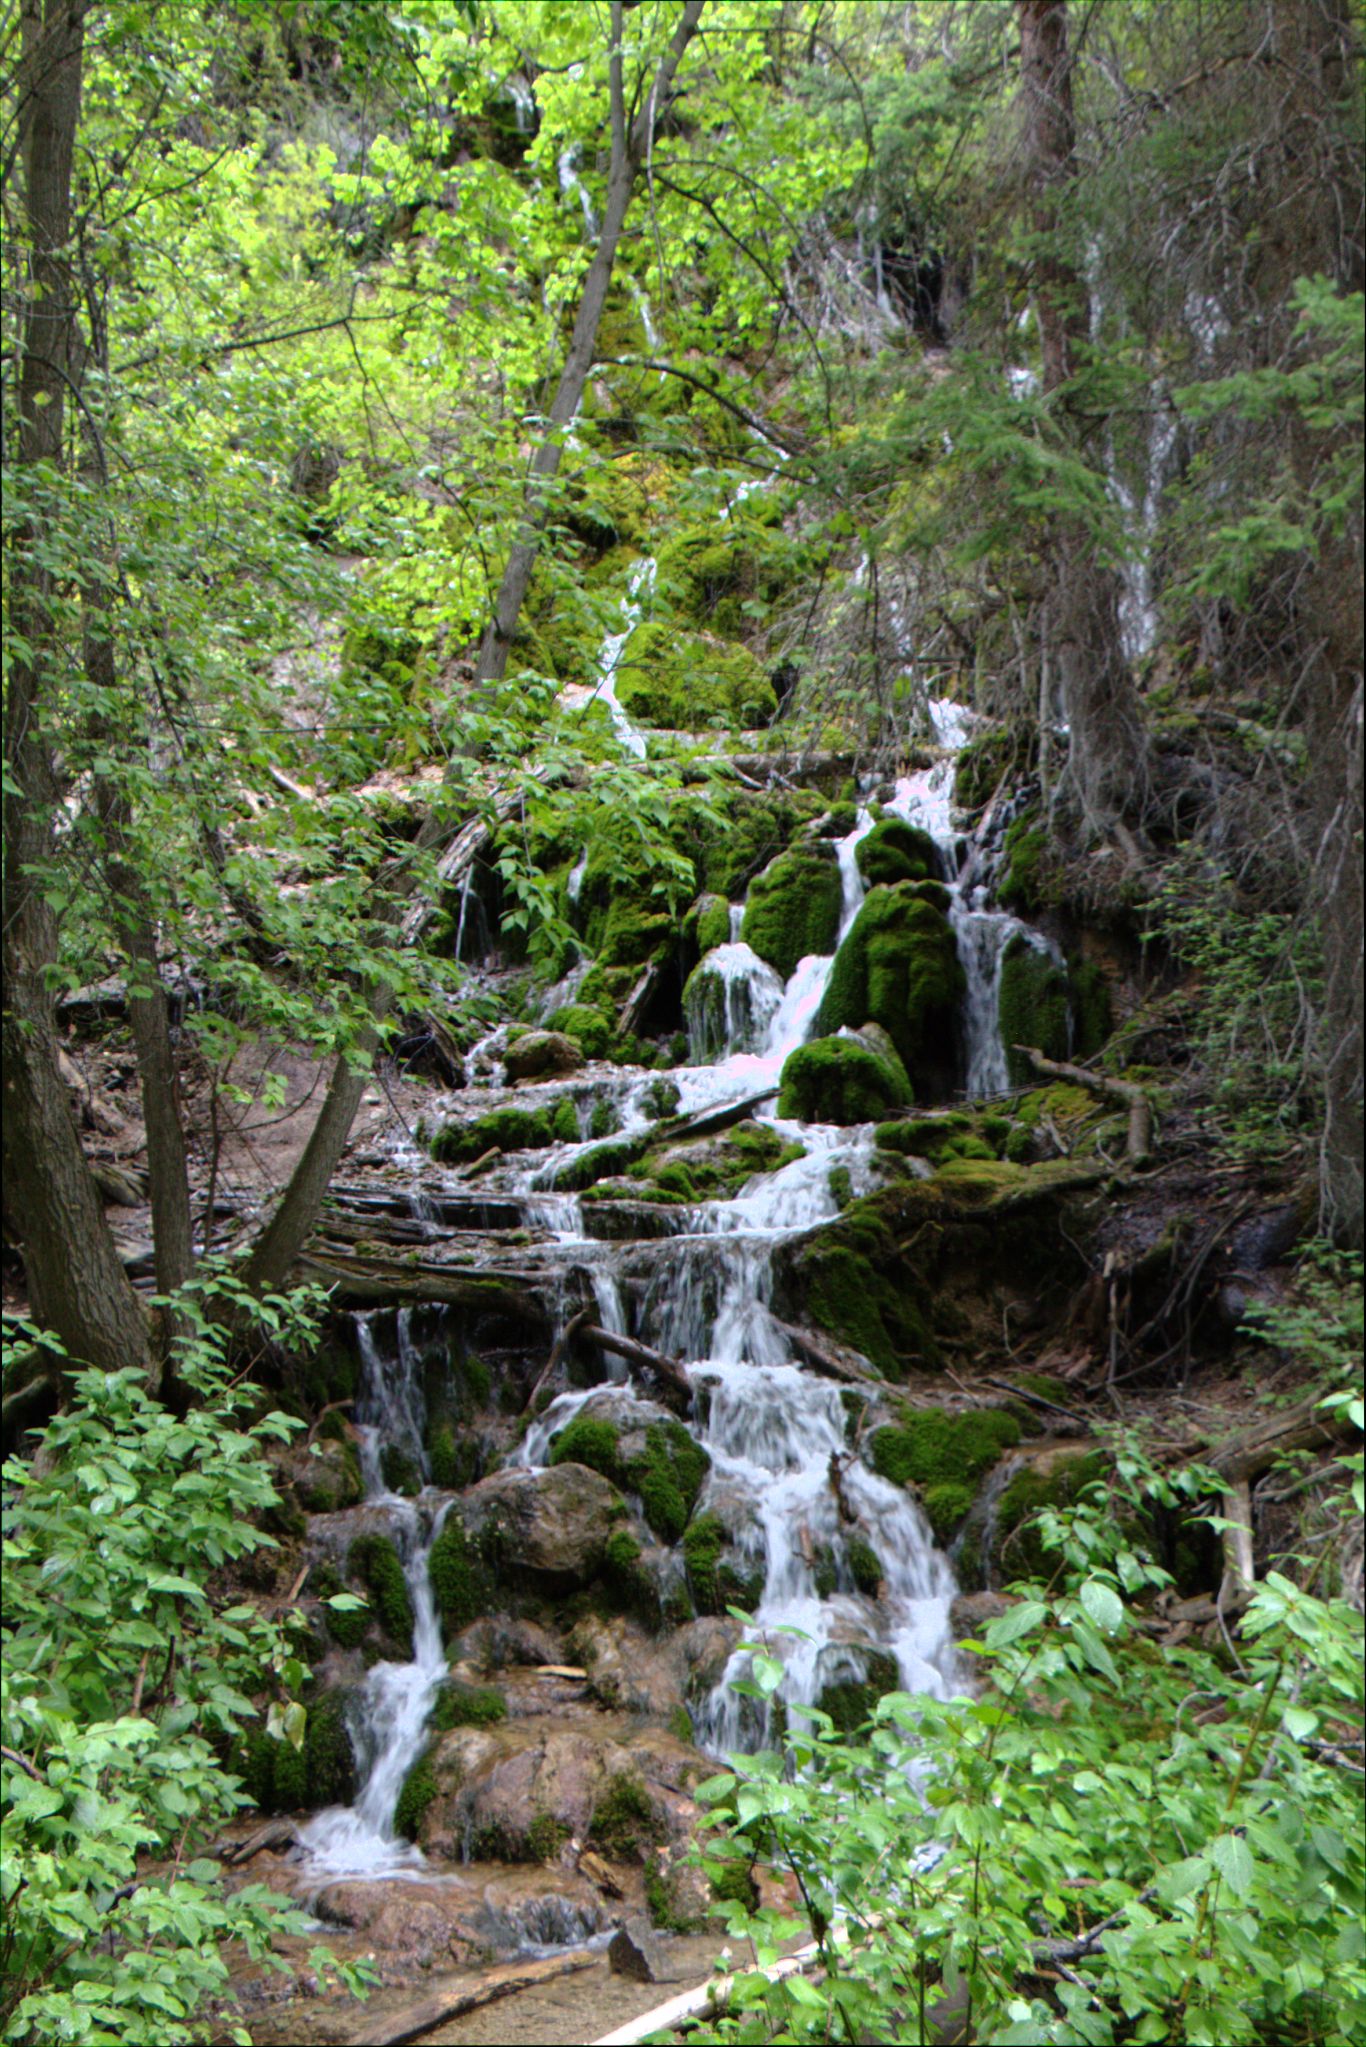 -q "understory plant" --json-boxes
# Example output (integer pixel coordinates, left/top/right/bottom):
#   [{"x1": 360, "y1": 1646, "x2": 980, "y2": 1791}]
[
  {"x1": 0, "y1": 1281, "x2": 372, "y2": 2046},
  {"x1": 693, "y1": 1438, "x2": 1365, "y2": 2046}
]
